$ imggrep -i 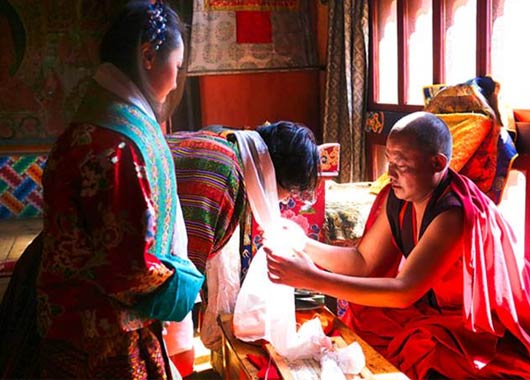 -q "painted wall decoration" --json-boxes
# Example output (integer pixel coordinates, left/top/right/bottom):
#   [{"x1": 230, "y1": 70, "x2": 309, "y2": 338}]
[
  {"x1": 188, "y1": 0, "x2": 317, "y2": 75},
  {"x1": 204, "y1": 0, "x2": 299, "y2": 10},
  {"x1": 365, "y1": 111, "x2": 384, "y2": 134},
  {"x1": 0, "y1": 154, "x2": 47, "y2": 218},
  {"x1": 0, "y1": 0, "x2": 124, "y2": 151}
]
